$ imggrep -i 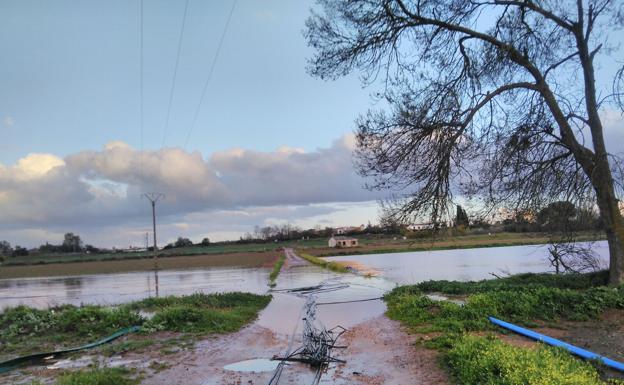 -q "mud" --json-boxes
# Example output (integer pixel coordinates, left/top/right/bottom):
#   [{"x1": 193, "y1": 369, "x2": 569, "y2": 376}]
[{"x1": 134, "y1": 249, "x2": 448, "y2": 384}]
